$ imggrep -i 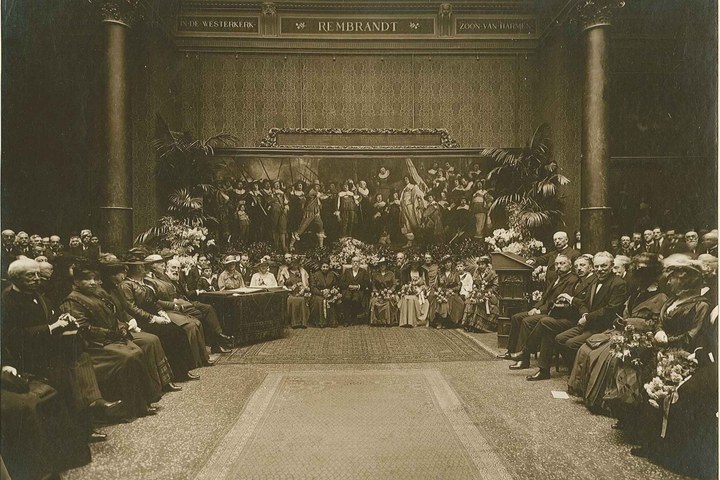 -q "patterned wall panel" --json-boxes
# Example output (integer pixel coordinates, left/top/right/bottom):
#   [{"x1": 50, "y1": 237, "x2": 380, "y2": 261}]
[
  {"x1": 414, "y1": 55, "x2": 533, "y2": 147},
  {"x1": 179, "y1": 53, "x2": 535, "y2": 148},
  {"x1": 535, "y1": 30, "x2": 582, "y2": 236},
  {"x1": 301, "y1": 55, "x2": 414, "y2": 129},
  {"x1": 181, "y1": 54, "x2": 302, "y2": 146}
]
